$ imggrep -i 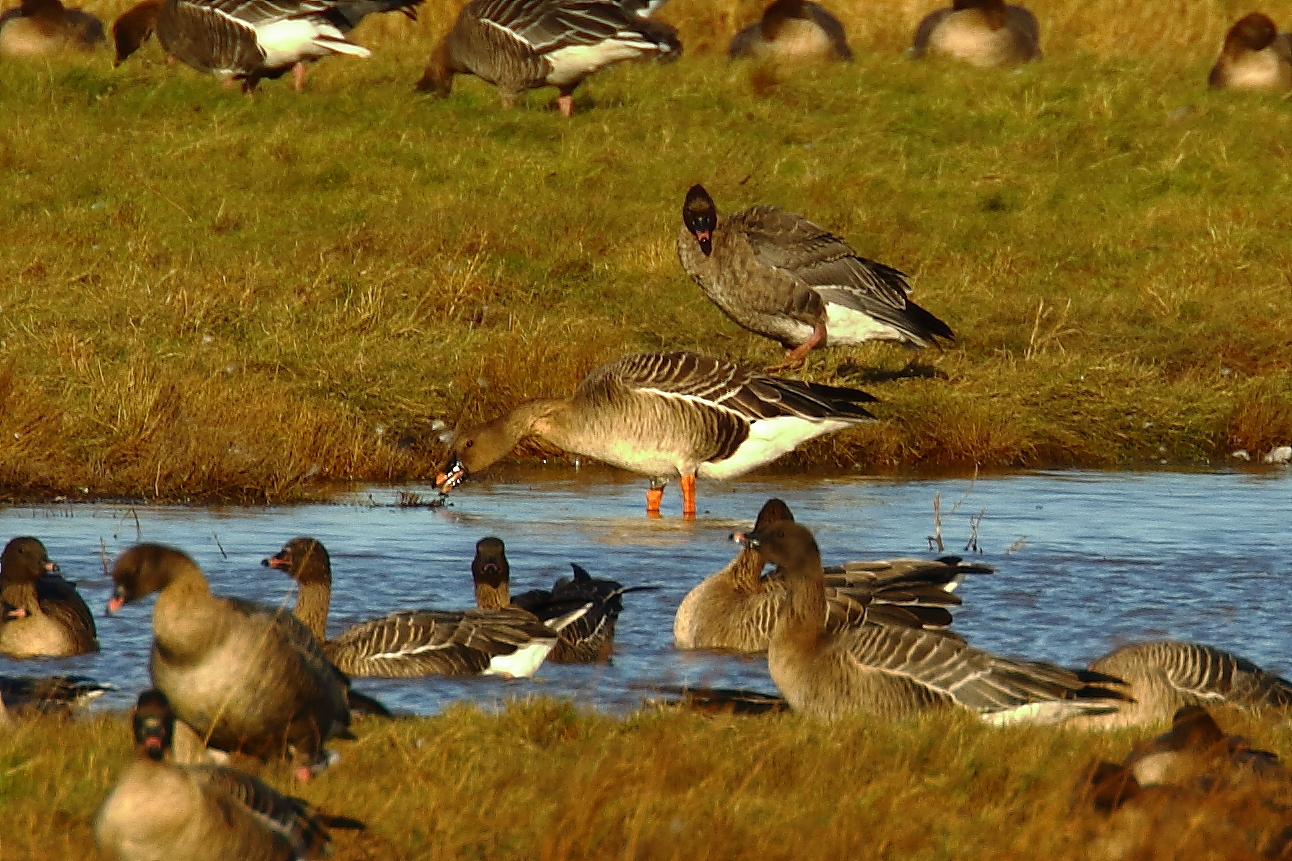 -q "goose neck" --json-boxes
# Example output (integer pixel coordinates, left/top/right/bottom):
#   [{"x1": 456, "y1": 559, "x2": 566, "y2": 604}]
[{"x1": 294, "y1": 581, "x2": 331, "y2": 642}]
